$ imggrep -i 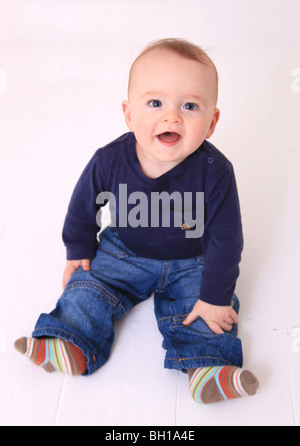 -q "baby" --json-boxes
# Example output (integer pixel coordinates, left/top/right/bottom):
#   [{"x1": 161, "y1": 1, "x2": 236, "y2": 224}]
[{"x1": 15, "y1": 38, "x2": 259, "y2": 404}]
